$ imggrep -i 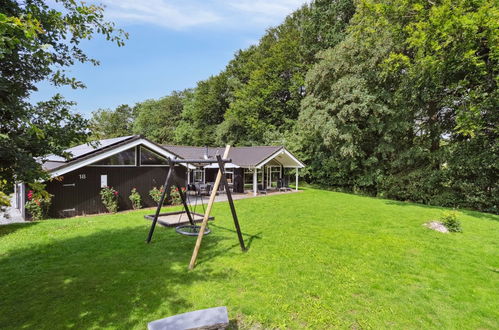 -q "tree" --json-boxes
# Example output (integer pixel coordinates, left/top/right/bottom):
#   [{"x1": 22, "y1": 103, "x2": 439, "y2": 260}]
[
  {"x1": 133, "y1": 91, "x2": 189, "y2": 144},
  {"x1": 89, "y1": 104, "x2": 135, "y2": 140},
  {"x1": 297, "y1": 0, "x2": 498, "y2": 211},
  {"x1": 174, "y1": 73, "x2": 231, "y2": 146},
  {"x1": 300, "y1": 0, "x2": 355, "y2": 65},
  {"x1": 216, "y1": 0, "x2": 356, "y2": 145},
  {"x1": 0, "y1": 0, "x2": 127, "y2": 194},
  {"x1": 217, "y1": 11, "x2": 307, "y2": 145},
  {"x1": 297, "y1": 30, "x2": 411, "y2": 193}
]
